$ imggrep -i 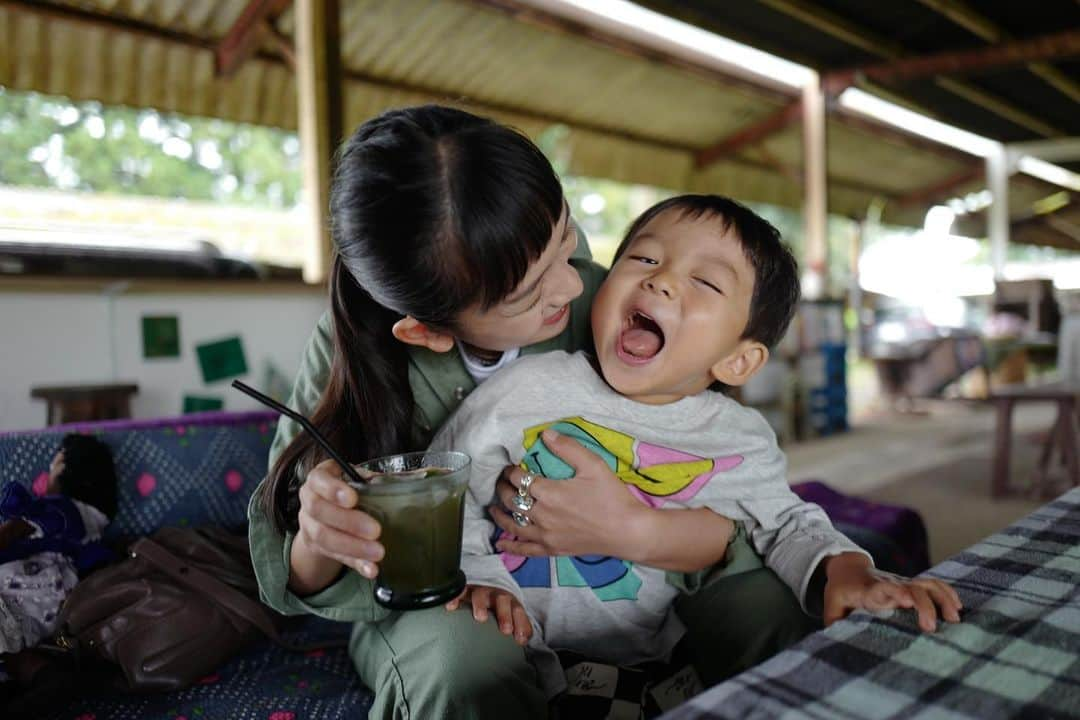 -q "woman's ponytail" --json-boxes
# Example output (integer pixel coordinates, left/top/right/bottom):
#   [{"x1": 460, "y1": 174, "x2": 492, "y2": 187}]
[{"x1": 261, "y1": 255, "x2": 414, "y2": 534}]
